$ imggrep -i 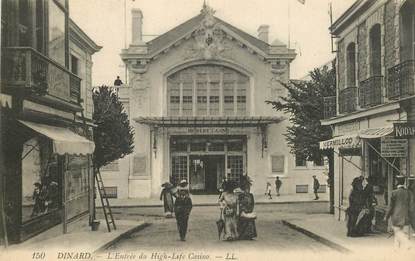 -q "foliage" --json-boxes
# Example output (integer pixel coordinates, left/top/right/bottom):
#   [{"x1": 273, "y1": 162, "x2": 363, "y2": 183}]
[
  {"x1": 92, "y1": 86, "x2": 134, "y2": 169},
  {"x1": 266, "y1": 63, "x2": 336, "y2": 162}
]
